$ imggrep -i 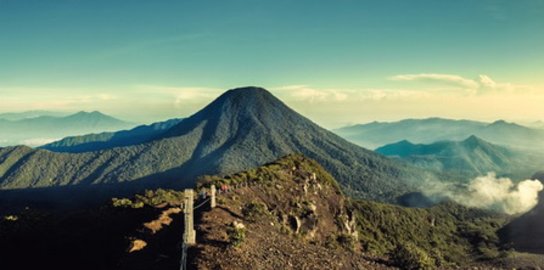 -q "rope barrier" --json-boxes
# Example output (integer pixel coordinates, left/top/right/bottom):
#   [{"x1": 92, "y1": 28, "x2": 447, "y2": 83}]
[
  {"x1": 193, "y1": 198, "x2": 211, "y2": 210},
  {"x1": 179, "y1": 171, "x2": 317, "y2": 270}
]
